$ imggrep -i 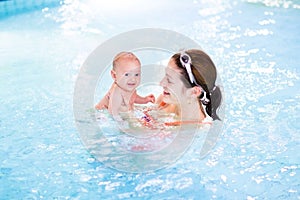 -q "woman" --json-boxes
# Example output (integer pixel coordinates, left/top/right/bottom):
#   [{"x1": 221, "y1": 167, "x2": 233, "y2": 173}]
[{"x1": 157, "y1": 49, "x2": 222, "y2": 124}]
